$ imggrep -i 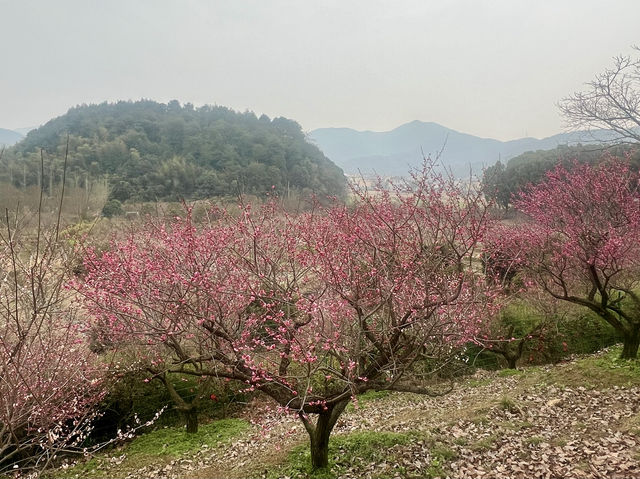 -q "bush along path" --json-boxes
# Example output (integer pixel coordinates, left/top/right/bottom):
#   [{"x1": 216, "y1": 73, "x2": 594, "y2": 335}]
[{"x1": 53, "y1": 347, "x2": 640, "y2": 479}]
